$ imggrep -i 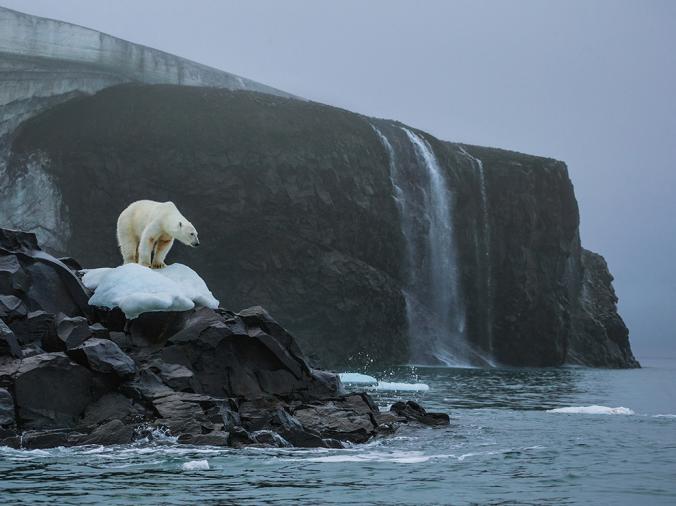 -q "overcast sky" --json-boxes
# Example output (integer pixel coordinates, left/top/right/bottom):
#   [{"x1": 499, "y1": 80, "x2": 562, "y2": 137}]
[{"x1": 3, "y1": 0, "x2": 675, "y2": 357}]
